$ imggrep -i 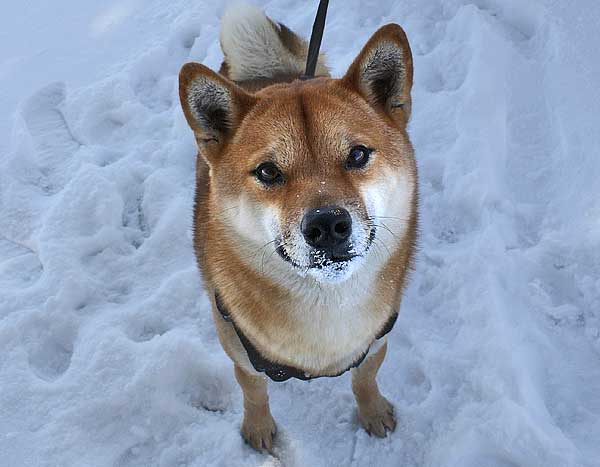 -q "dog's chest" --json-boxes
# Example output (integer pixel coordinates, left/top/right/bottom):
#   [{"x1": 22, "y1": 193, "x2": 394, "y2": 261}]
[{"x1": 268, "y1": 282, "x2": 388, "y2": 372}]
